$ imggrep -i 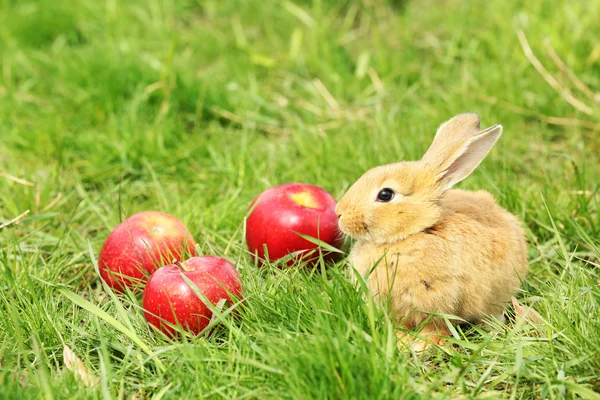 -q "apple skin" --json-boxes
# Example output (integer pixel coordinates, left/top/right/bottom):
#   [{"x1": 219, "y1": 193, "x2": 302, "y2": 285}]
[
  {"x1": 98, "y1": 211, "x2": 196, "y2": 292},
  {"x1": 245, "y1": 183, "x2": 343, "y2": 267},
  {"x1": 142, "y1": 256, "x2": 242, "y2": 337}
]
